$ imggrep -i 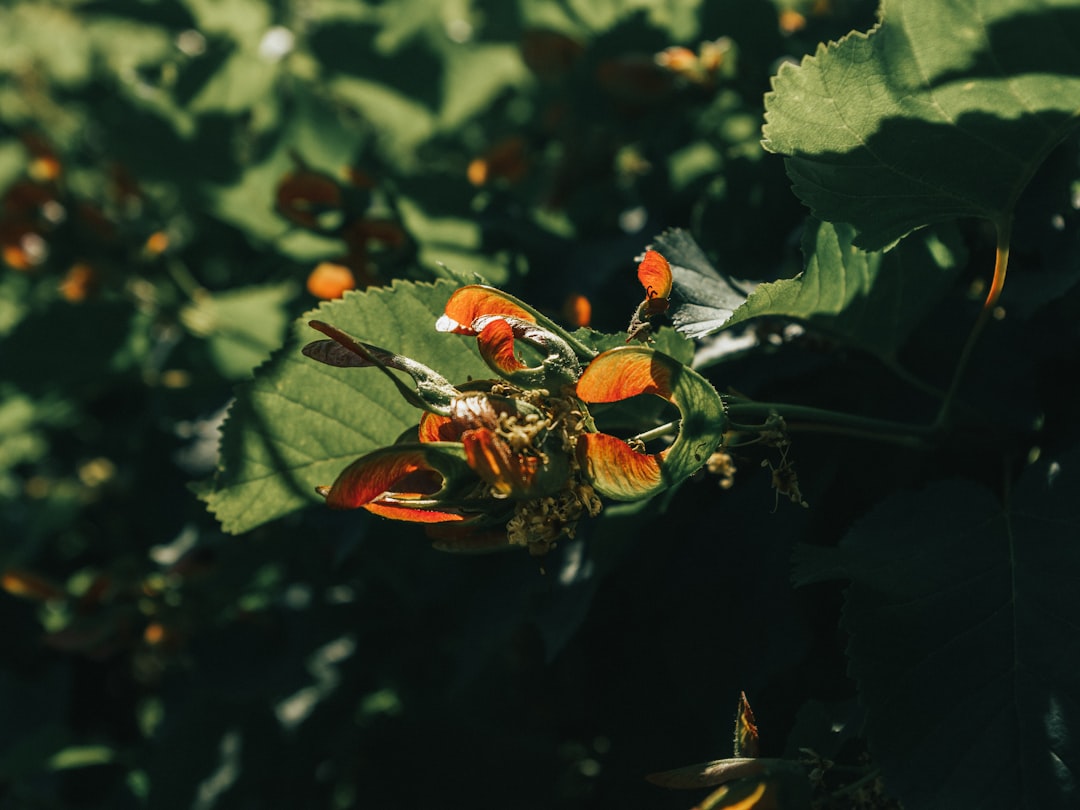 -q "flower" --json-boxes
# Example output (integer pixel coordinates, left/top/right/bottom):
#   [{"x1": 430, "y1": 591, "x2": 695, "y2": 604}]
[{"x1": 302, "y1": 272, "x2": 726, "y2": 555}]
